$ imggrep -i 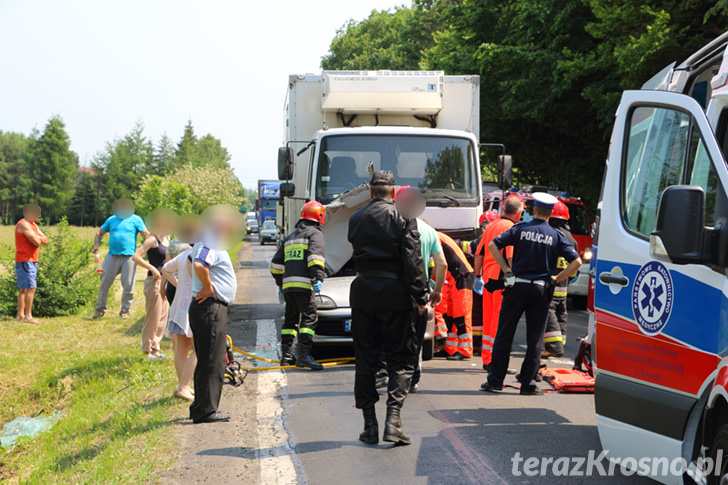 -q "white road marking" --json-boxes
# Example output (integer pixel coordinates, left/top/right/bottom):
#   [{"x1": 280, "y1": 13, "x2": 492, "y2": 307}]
[{"x1": 255, "y1": 318, "x2": 298, "y2": 484}]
